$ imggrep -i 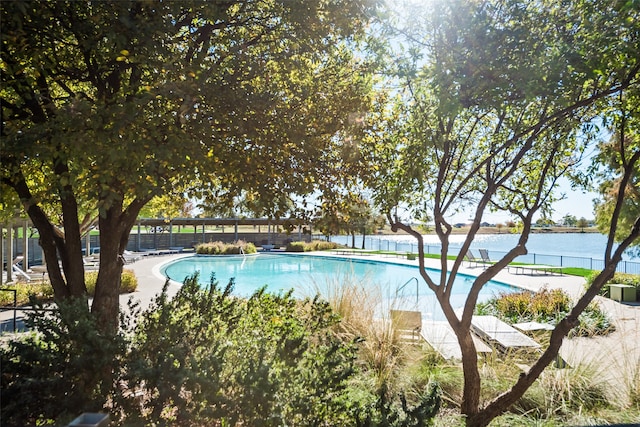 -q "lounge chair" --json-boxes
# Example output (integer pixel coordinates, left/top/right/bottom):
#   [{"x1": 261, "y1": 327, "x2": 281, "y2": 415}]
[
  {"x1": 83, "y1": 256, "x2": 99, "y2": 269},
  {"x1": 421, "y1": 320, "x2": 493, "y2": 360},
  {"x1": 391, "y1": 309, "x2": 422, "y2": 342},
  {"x1": 11, "y1": 257, "x2": 31, "y2": 282},
  {"x1": 123, "y1": 250, "x2": 144, "y2": 263},
  {"x1": 471, "y1": 315, "x2": 540, "y2": 353},
  {"x1": 465, "y1": 250, "x2": 482, "y2": 268},
  {"x1": 478, "y1": 249, "x2": 495, "y2": 267}
]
